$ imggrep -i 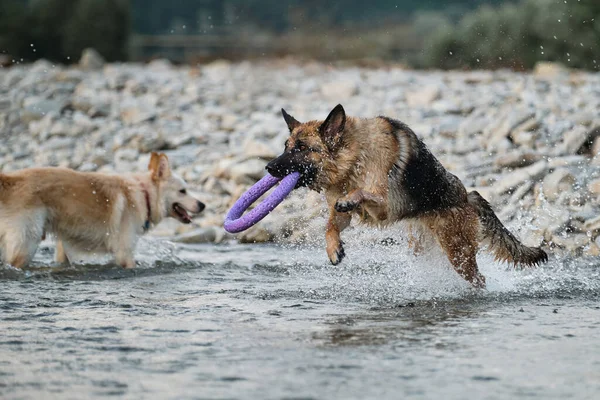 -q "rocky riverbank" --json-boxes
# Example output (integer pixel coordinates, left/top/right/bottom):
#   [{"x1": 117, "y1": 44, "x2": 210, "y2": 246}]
[{"x1": 1, "y1": 53, "x2": 599, "y2": 257}]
